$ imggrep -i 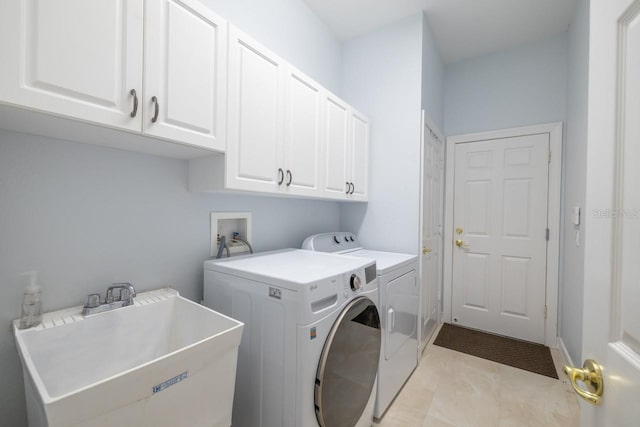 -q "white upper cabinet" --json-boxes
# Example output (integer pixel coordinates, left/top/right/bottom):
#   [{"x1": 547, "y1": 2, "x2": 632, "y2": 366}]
[
  {"x1": 143, "y1": 0, "x2": 227, "y2": 151},
  {"x1": 349, "y1": 109, "x2": 369, "y2": 201},
  {"x1": 320, "y1": 96, "x2": 369, "y2": 201},
  {"x1": 0, "y1": 0, "x2": 228, "y2": 154},
  {"x1": 282, "y1": 67, "x2": 324, "y2": 197},
  {"x1": 0, "y1": 1, "x2": 369, "y2": 199},
  {"x1": 222, "y1": 29, "x2": 369, "y2": 201},
  {"x1": 226, "y1": 25, "x2": 286, "y2": 193},
  {"x1": 0, "y1": 0, "x2": 144, "y2": 132},
  {"x1": 322, "y1": 93, "x2": 351, "y2": 198}
]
